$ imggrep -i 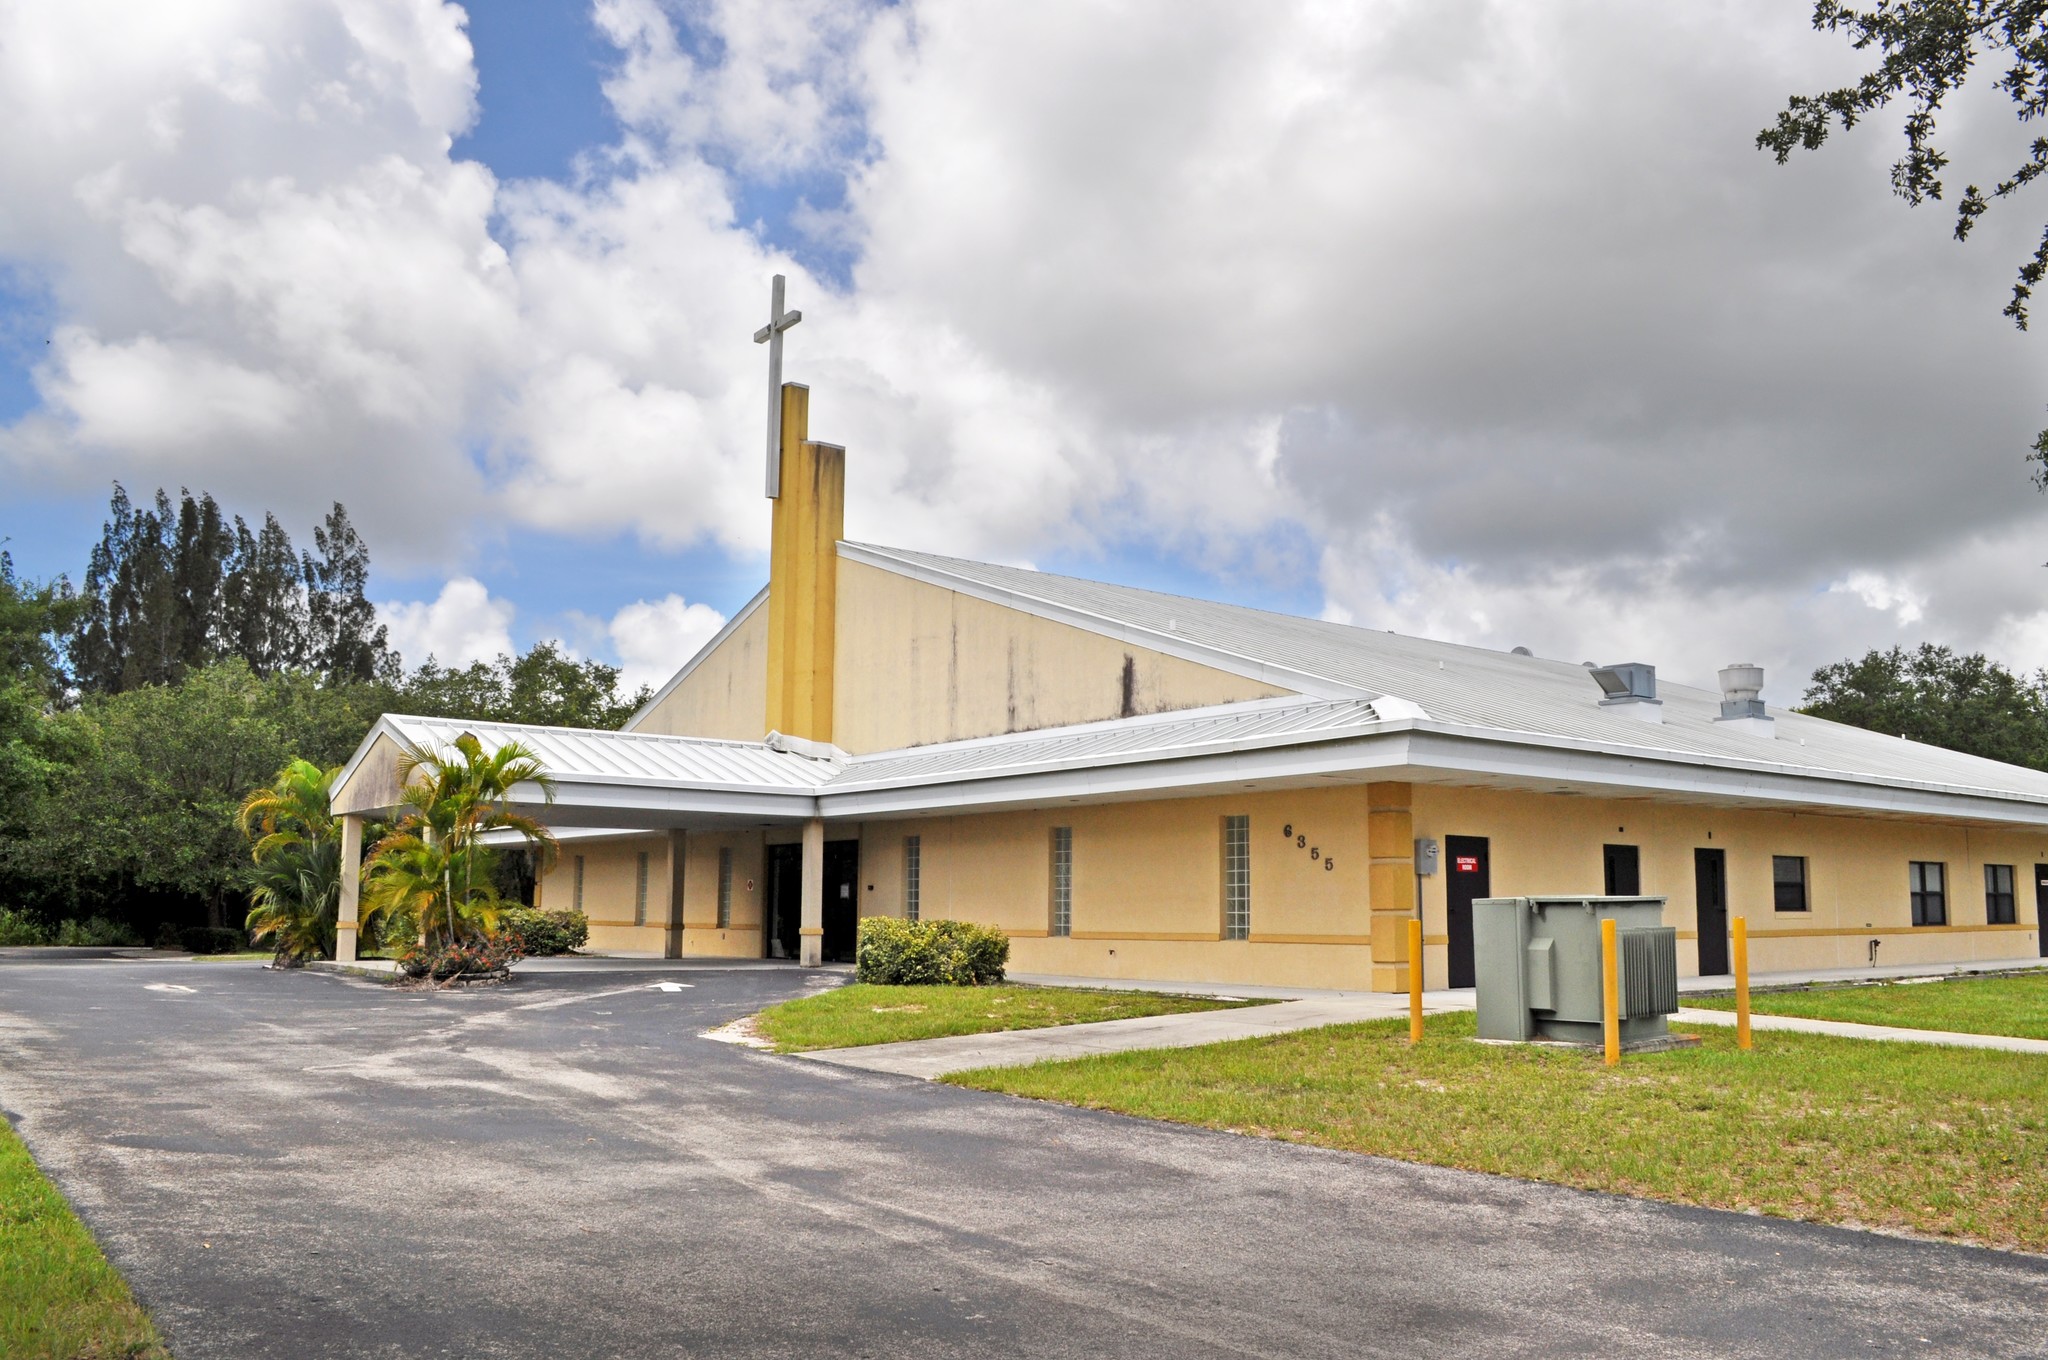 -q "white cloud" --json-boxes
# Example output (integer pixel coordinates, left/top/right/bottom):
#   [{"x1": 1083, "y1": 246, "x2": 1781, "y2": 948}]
[
  {"x1": 605, "y1": 593, "x2": 727, "y2": 695},
  {"x1": 379, "y1": 576, "x2": 515, "y2": 669},
  {"x1": 3, "y1": 0, "x2": 2048, "y2": 696}
]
